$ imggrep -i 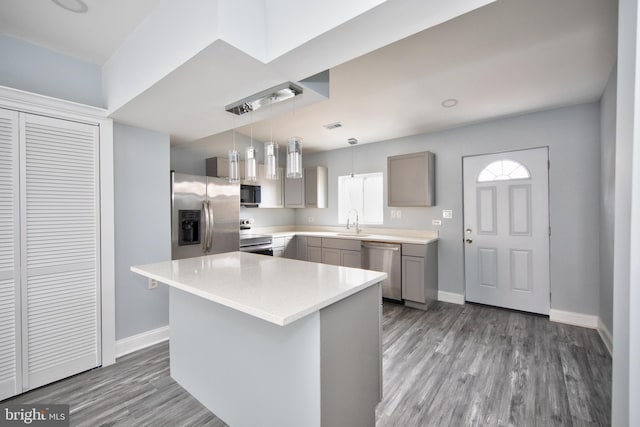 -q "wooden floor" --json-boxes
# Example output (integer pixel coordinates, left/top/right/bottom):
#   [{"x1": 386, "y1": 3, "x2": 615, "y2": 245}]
[{"x1": 5, "y1": 301, "x2": 611, "y2": 426}]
